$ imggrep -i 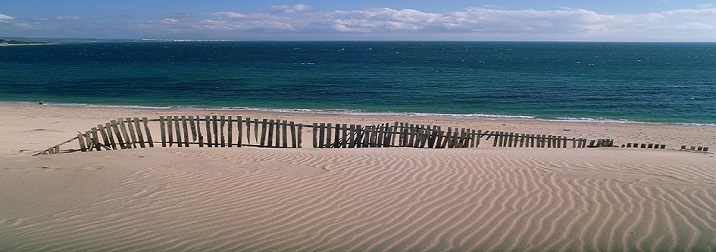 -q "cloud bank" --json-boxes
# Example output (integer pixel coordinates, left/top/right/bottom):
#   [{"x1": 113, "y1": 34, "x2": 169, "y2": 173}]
[{"x1": 2, "y1": 6, "x2": 716, "y2": 41}]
